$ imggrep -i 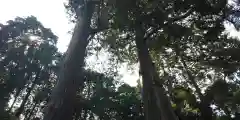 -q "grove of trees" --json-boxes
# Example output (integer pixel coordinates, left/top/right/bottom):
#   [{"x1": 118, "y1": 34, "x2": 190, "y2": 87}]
[{"x1": 1, "y1": 0, "x2": 240, "y2": 120}]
